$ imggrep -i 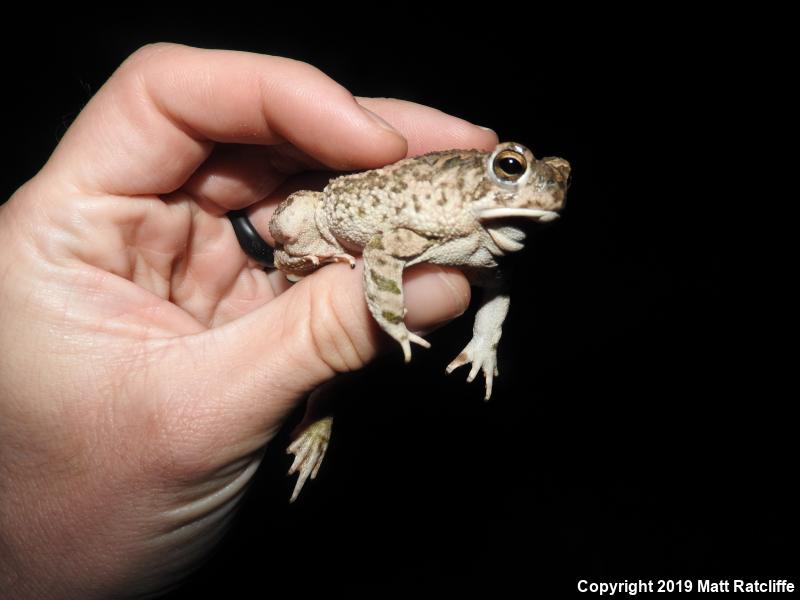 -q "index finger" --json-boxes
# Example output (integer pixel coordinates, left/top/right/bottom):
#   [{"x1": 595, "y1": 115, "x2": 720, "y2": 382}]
[{"x1": 41, "y1": 44, "x2": 409, "y2": 196}]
